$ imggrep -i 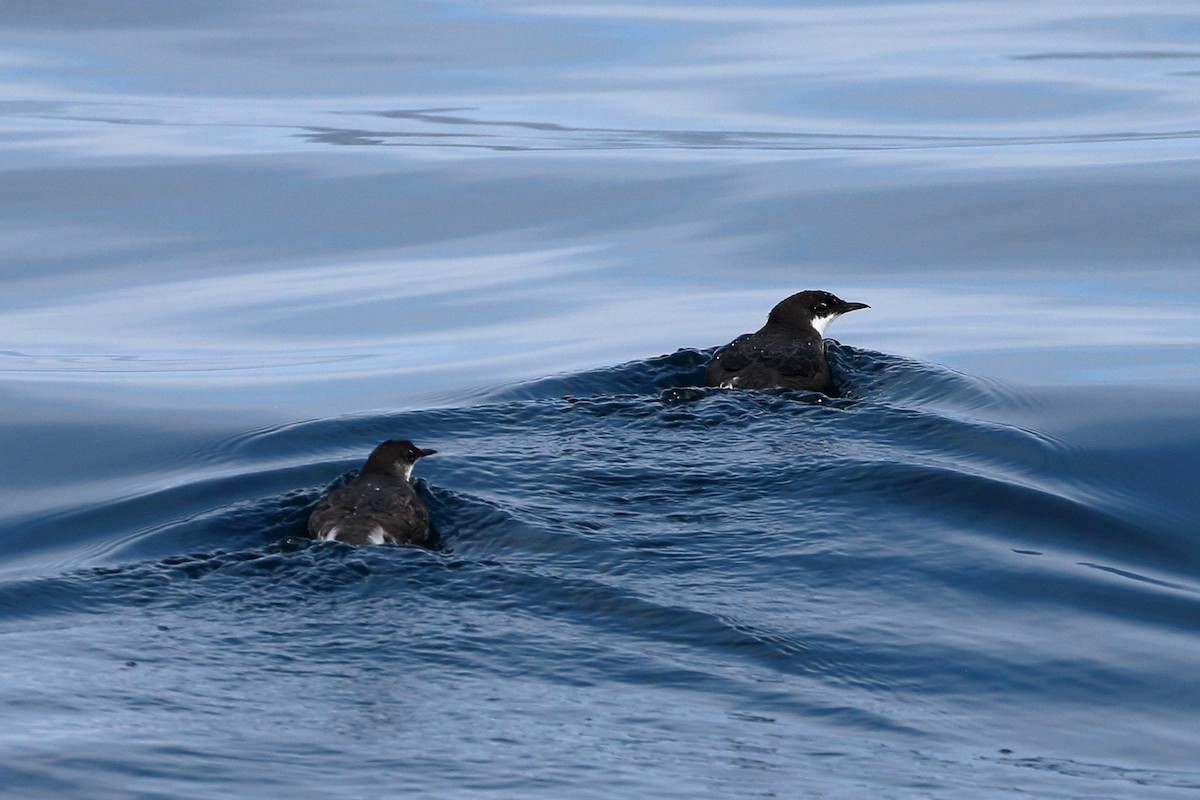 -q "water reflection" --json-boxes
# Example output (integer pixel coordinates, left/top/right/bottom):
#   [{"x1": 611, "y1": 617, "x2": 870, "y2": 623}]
[
  {"x1": 2, "y1": 3, "x2": 1200, "y2": 797},
  {"x1": 0, "y1": 0, "x2": 1197, "y2": 425},
  {"x1": 294, "y1": 108, "x2": 1200, "y2": 151},
  {"x1": 2, "y1": 1, "x2": 1200, "y2": 155}
]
